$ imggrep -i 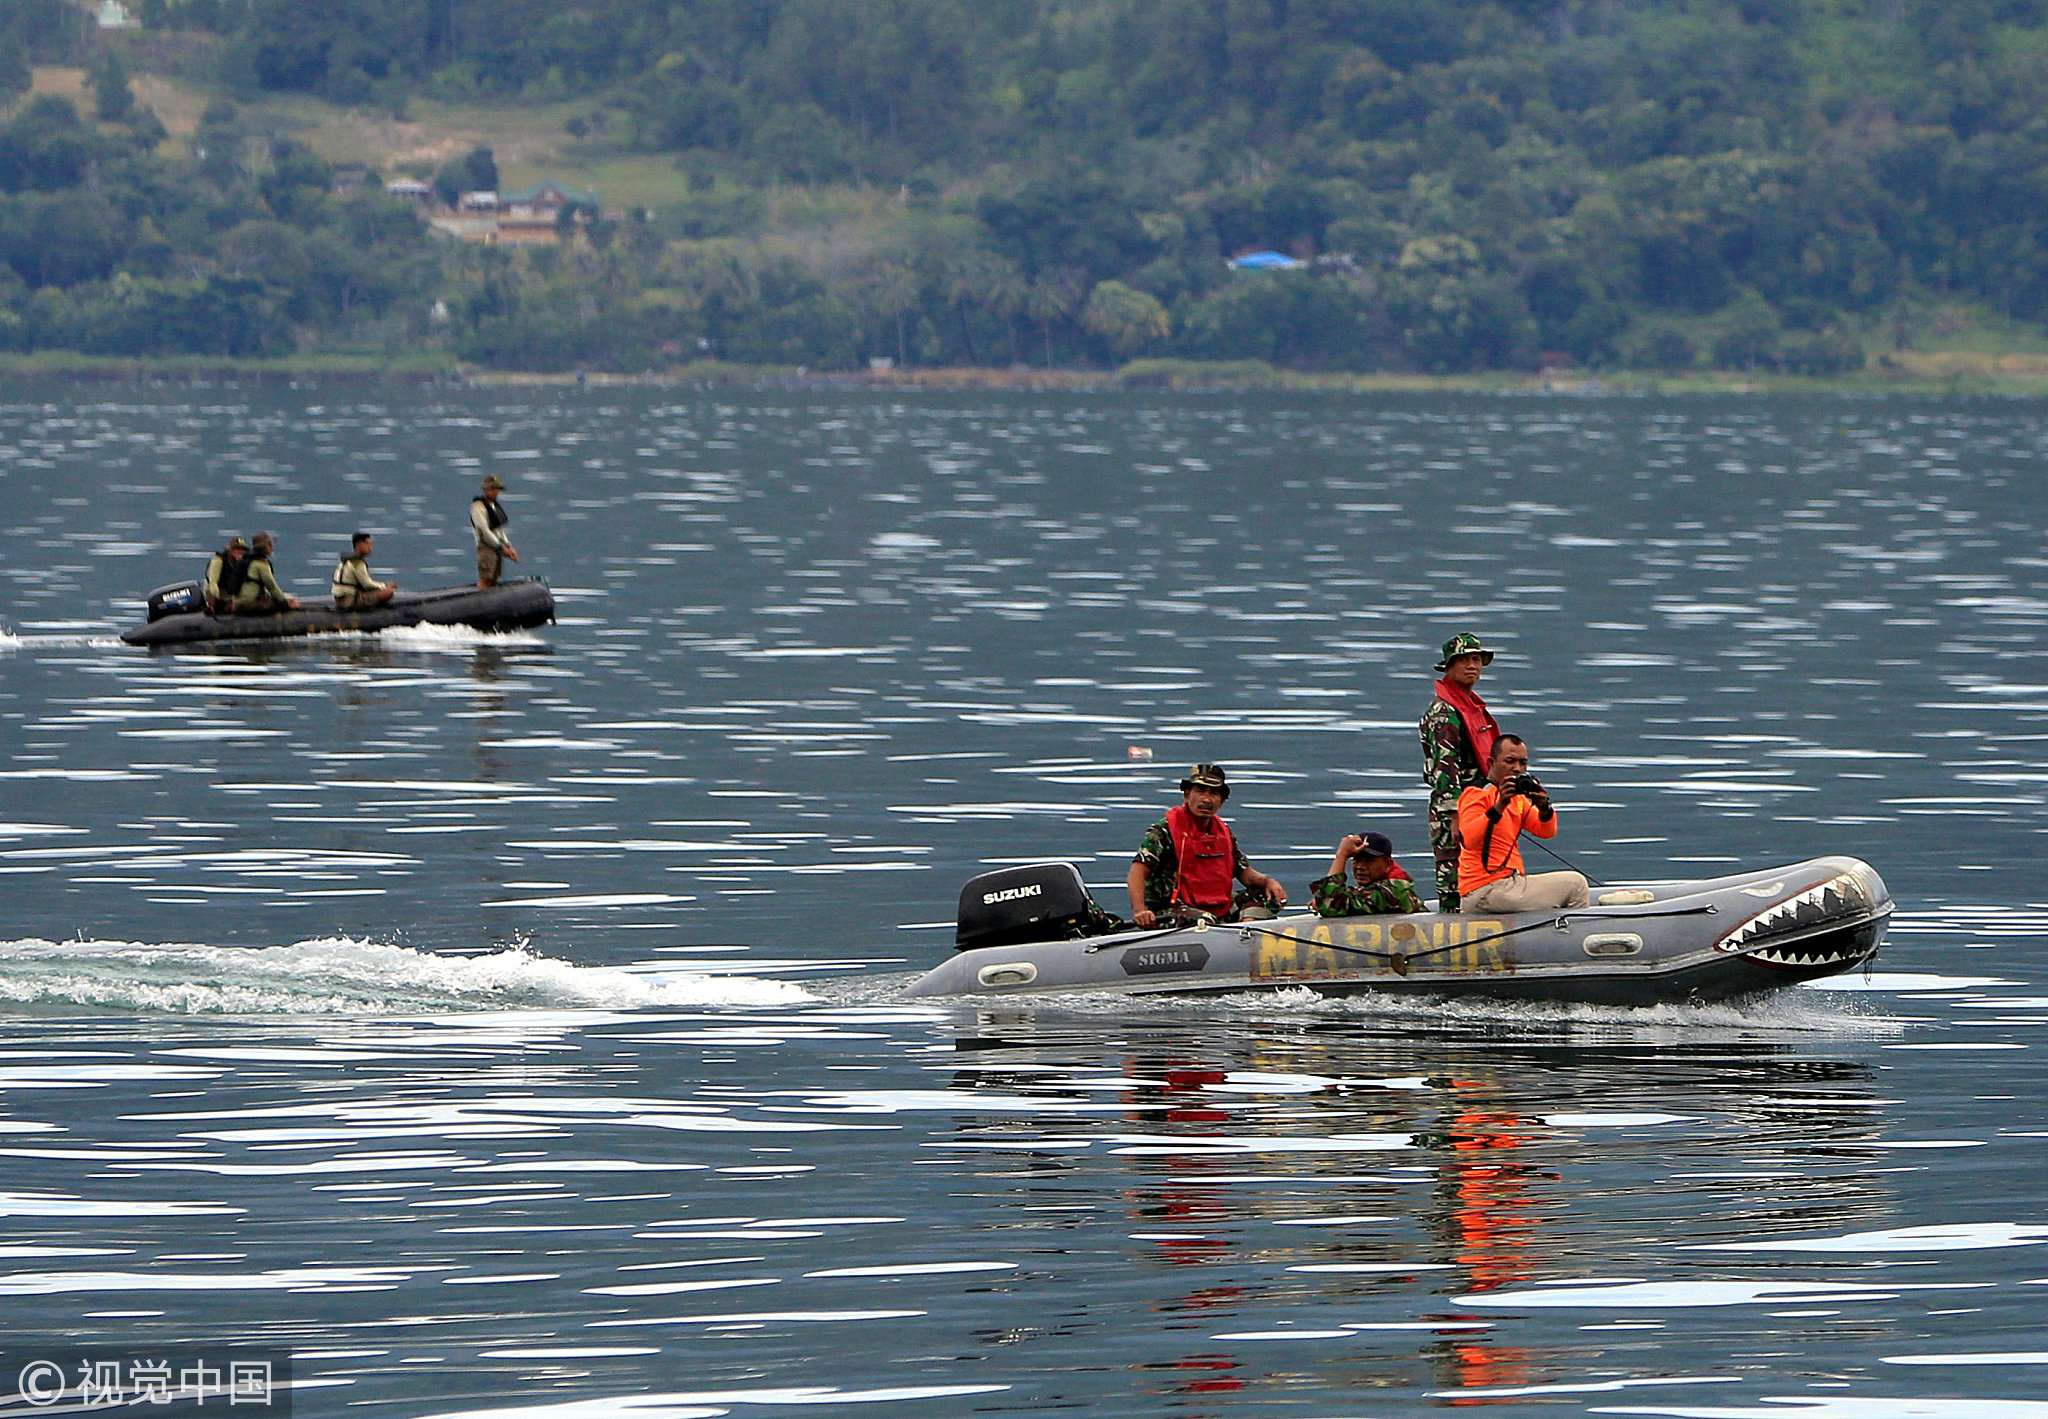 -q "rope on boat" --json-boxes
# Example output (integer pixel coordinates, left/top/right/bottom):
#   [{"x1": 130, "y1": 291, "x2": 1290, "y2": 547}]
[
  {"x1": 1220, "y1": 904, "x2": 1720, "y2": 974},
  {"x1": 1073, "y1": 899, "x2": 1885, "y2": 976},
  {"x1": 1080, "y1": 902, "x2": 1741, "y2": 975}
]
